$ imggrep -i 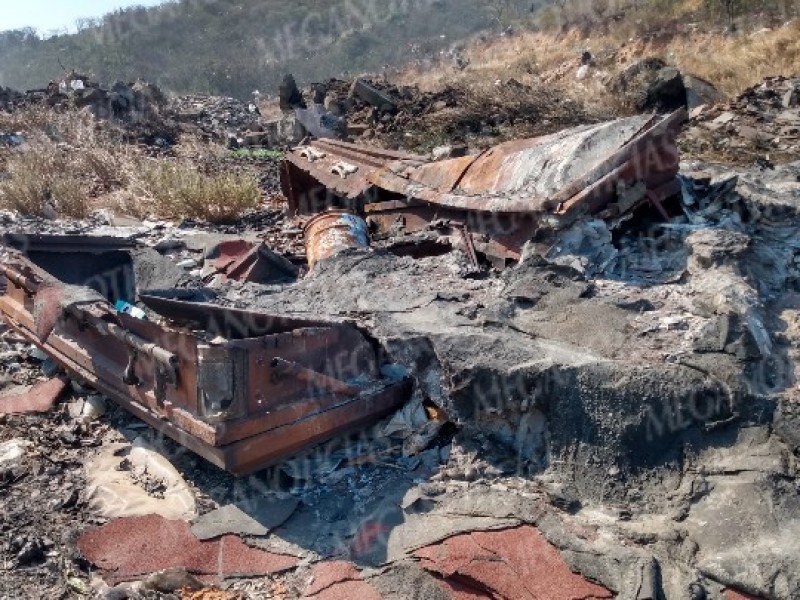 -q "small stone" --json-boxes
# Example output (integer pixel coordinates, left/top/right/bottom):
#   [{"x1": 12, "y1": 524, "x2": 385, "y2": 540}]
[
  {"x1": 0, "y1": 439, "x2": 33, "y2": 465},
  {"x1": 709, "y1": 111, "x2": 736, "y2": 129},
  {"x1": 689, "y1": 104, "x2": 706, "y2": 119},
  {"x1": 737, "y1": 125, "x2": 762, "y2": 140},
  {"x1": 176, "y1": 258, "x2": 197, "y2": 269},
  {"x1": 154, "y1": 238, "x2": 185, "y2": 252},
  {"x1": 783, "y1": 87, "x2": 799, "y2": 108},
  {"x1": 431, "y1": 145, "x2": 453, "y2": 161},
  {"x1": 82, "y1": 395, "x2": 107, "y2": 420}
]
